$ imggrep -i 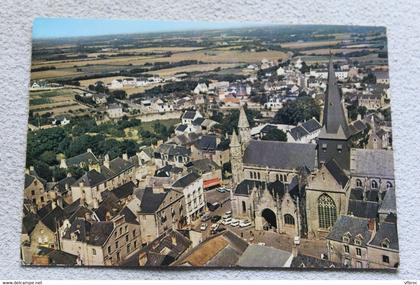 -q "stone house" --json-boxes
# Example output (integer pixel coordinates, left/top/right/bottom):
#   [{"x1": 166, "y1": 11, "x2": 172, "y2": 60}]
[{"x1": 137, "y1": 187, "x2": 186, "y2": 244}]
